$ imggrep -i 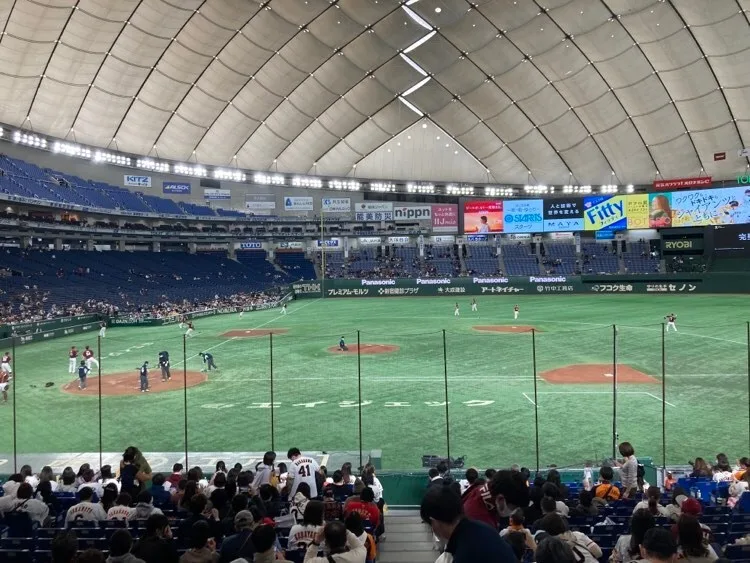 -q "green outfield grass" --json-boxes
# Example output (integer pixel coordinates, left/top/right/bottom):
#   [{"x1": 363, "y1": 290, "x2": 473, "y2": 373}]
[{"x1": 1, "y1": 294, "x2": 749, "y2": 470}]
